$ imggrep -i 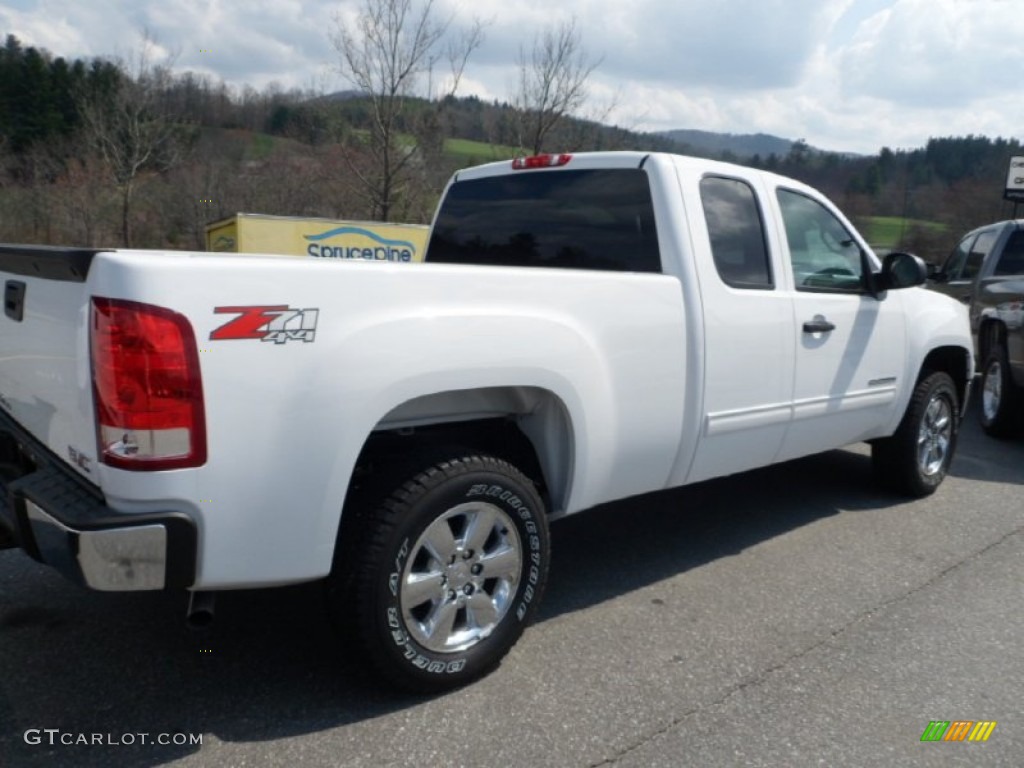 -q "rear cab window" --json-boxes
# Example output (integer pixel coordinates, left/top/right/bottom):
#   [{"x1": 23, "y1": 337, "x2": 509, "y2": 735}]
[{"x1": 426, "y1": 168, "x2": 661, "y2": 272}]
